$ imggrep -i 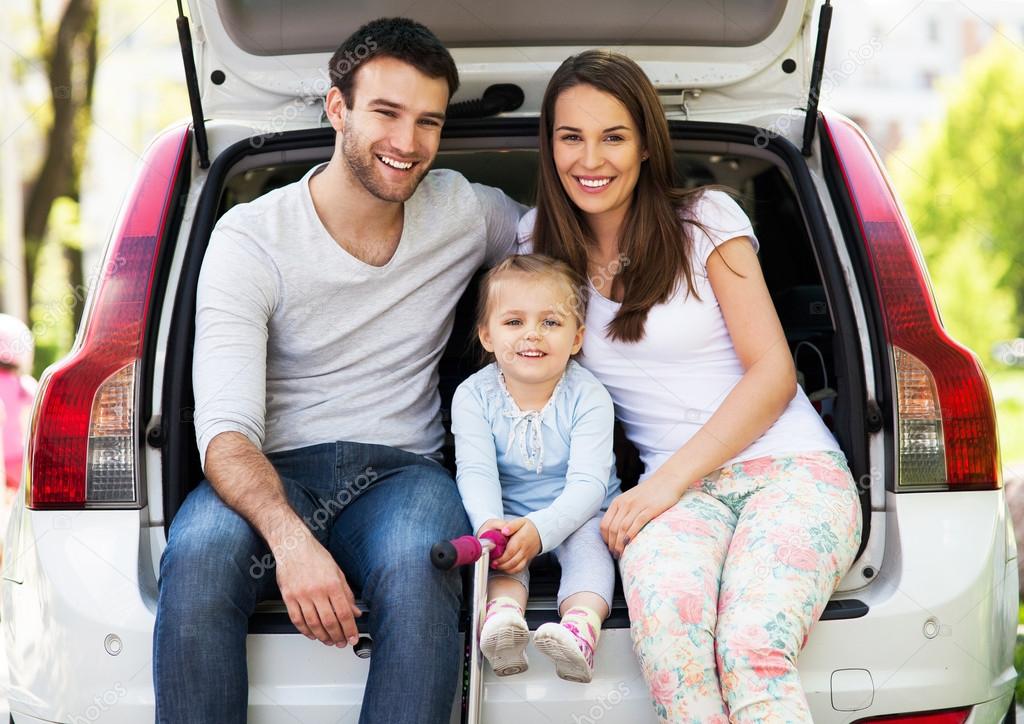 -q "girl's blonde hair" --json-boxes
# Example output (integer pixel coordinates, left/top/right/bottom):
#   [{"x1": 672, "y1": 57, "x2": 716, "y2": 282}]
[{"x1": 474, "y1": 254, "x2": 588, "y2": 364}]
